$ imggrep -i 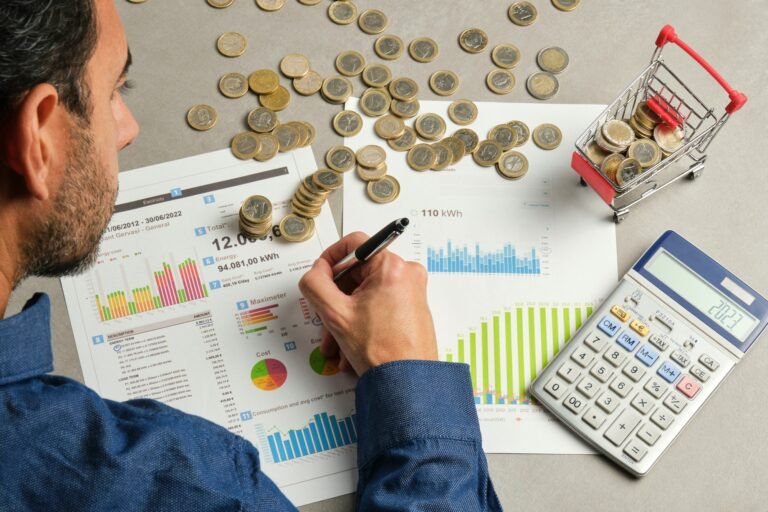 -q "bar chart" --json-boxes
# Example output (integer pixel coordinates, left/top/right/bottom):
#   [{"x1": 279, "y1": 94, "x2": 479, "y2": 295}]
[
  {"x1": 426, "y1": 241, "x2": 541, "y2": 275},
  {"x1": 259, "y1": 411, "x2": 358, "y2": 464},
  {"x1": 237, "y1": 302, "x2": 279, "y2": 335}
]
